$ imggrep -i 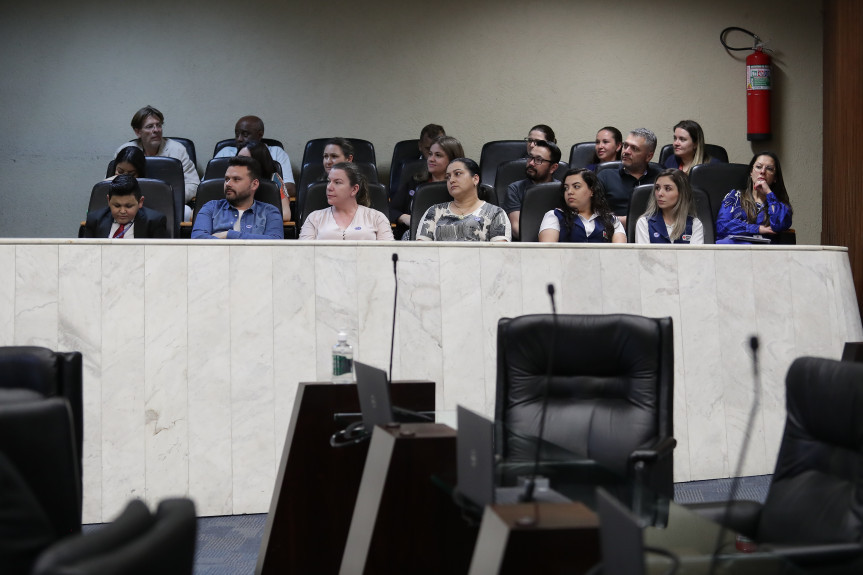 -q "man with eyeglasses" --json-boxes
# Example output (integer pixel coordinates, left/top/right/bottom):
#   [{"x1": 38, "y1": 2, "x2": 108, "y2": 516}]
[
  {"x1": 504, "y1": 140, "x2": 561, "y2": 240},
  {"x1": 597, "y1": 128, "x2": 661, "y2": 227},
  {"x1": 115, "y1": 106, "x2": 200, "y2": 219}
]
